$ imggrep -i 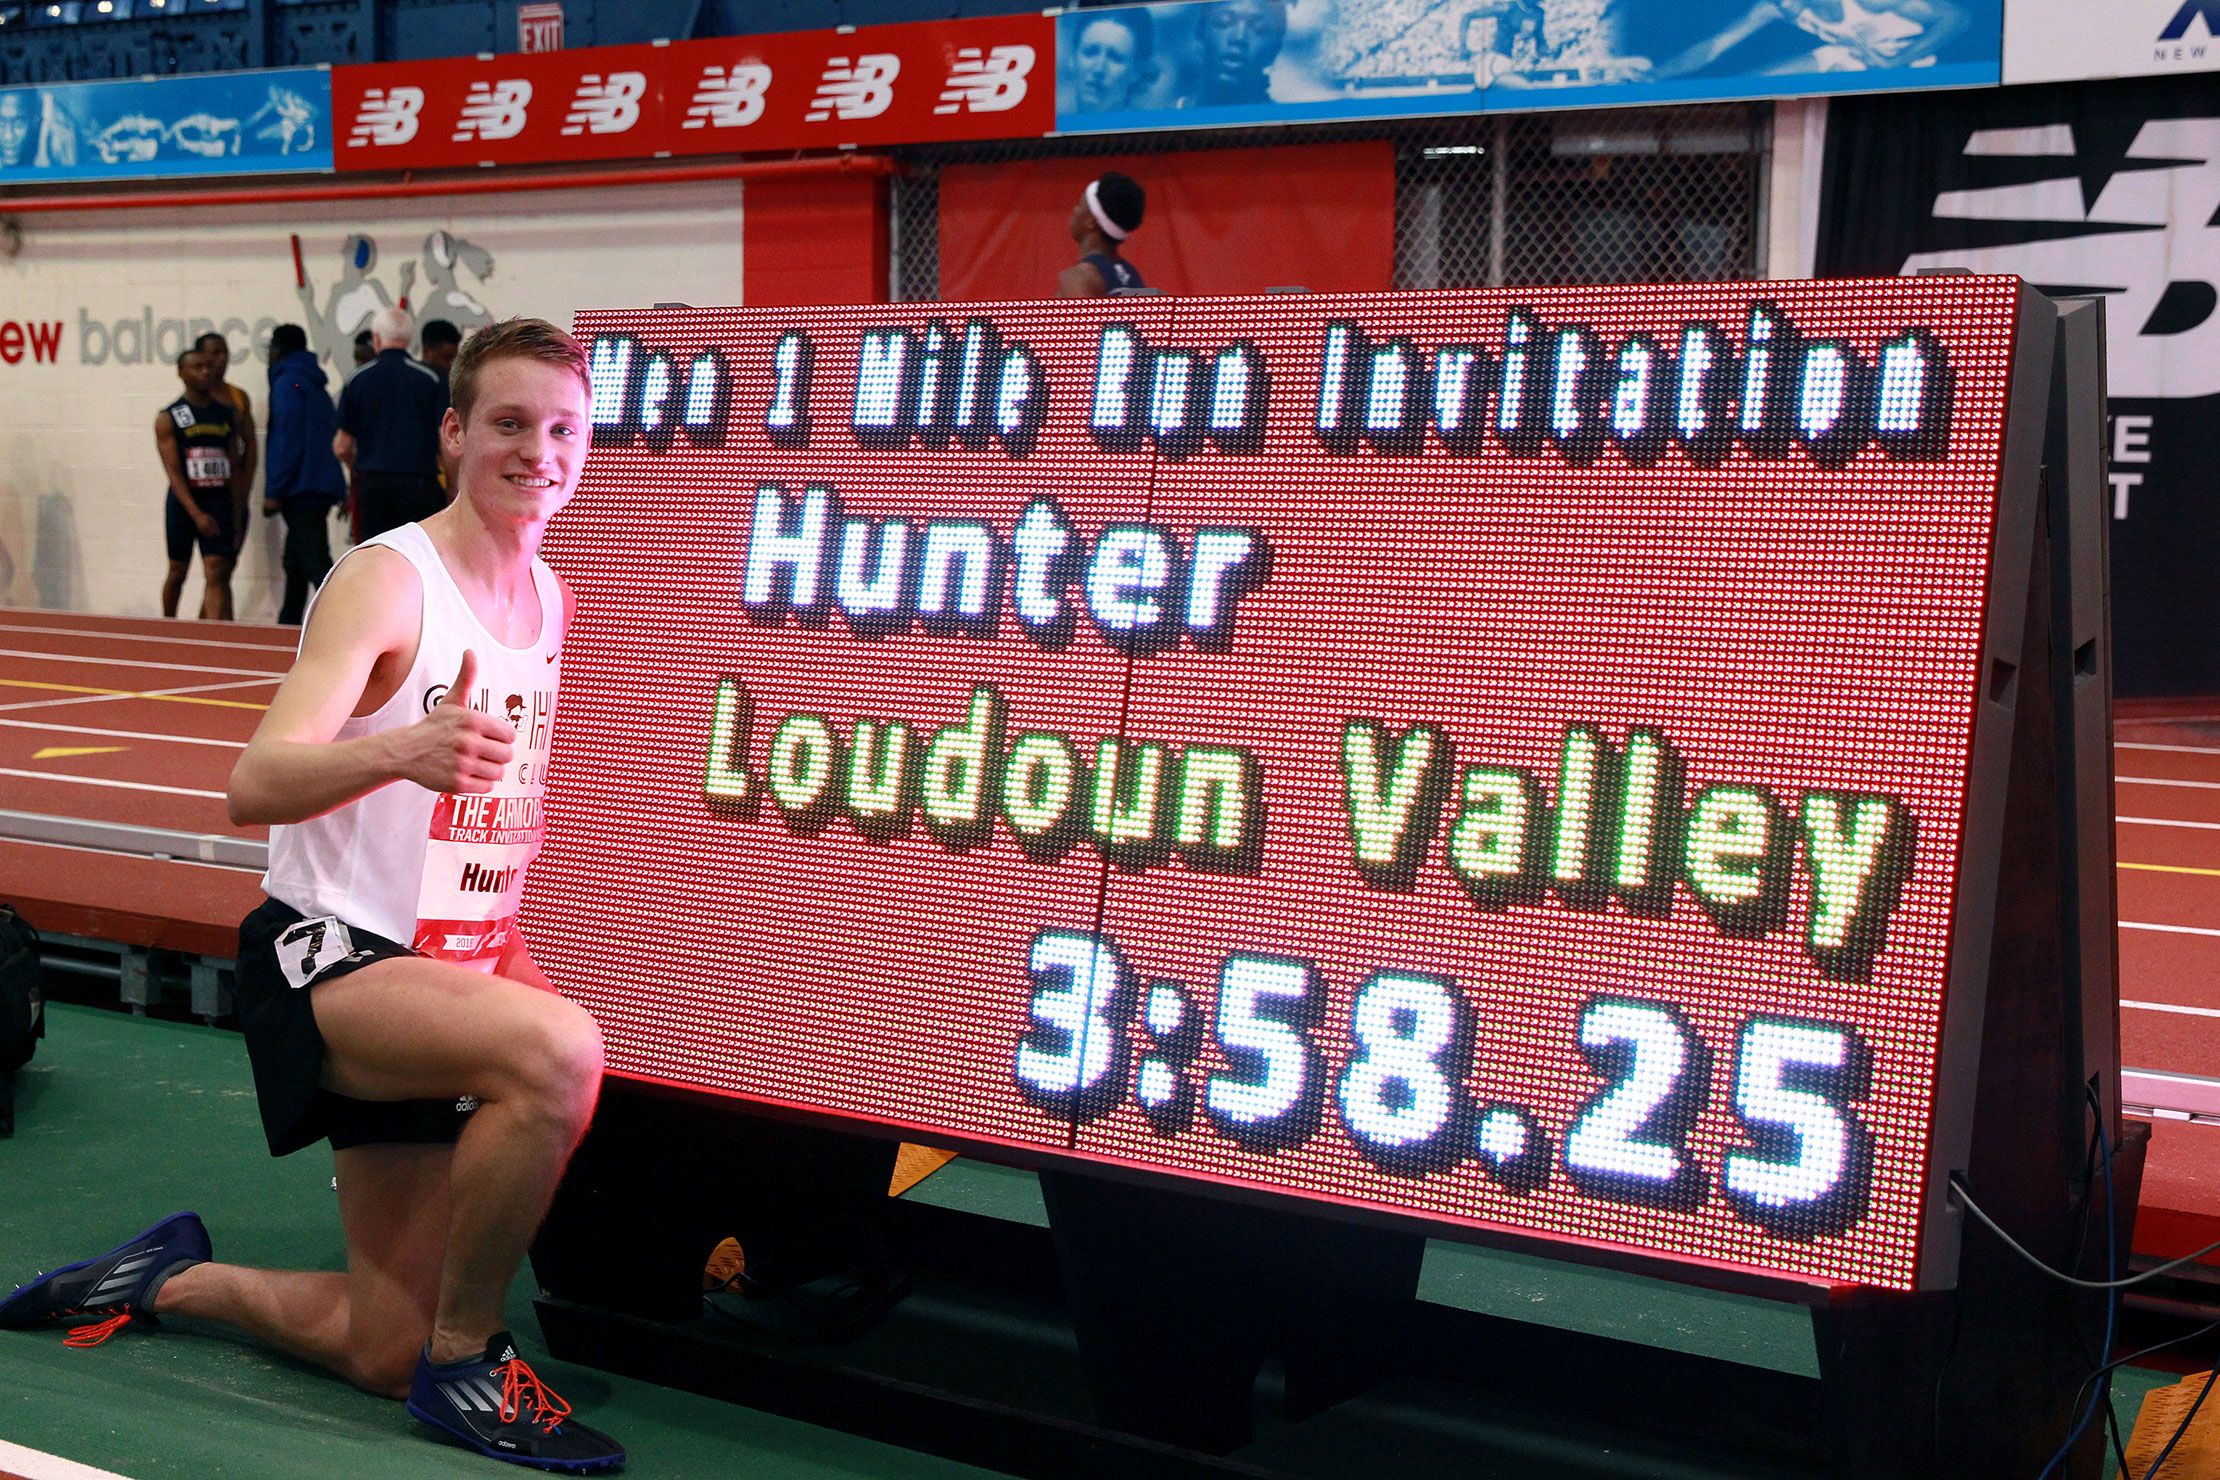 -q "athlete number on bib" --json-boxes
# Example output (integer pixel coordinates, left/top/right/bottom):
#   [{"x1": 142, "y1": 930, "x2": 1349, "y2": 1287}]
[{"x1": 274, "y1": 916, "x2": 355, "y2": 990}]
